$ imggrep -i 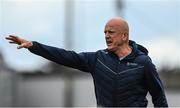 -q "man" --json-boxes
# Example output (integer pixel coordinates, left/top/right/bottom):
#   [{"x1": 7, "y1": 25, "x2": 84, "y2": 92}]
[{"x1": 5, "y1": 17, "x2": 168, "y2": 107}]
